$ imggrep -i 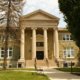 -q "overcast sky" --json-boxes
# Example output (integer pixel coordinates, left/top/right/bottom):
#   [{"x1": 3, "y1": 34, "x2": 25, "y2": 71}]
[{"x1": 23, "y1": 0, "x2": 67, "y2": 27}]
